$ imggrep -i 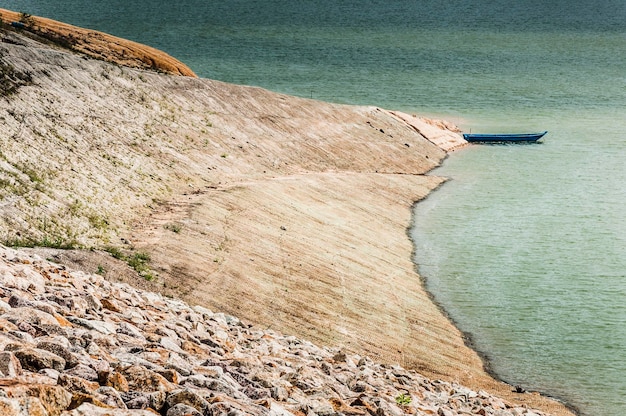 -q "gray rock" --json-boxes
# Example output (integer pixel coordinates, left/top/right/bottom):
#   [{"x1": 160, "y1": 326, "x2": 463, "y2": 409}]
[
  {"x1": 14, "y1": 347, "x2": 66, "y2": 372},
  {"x1": 9, "y1": 295, "x2": 59, "y2": 316},
  {"x1": 95, "y1": 386, "x2": 127, "y2": 409},
  {"x1": 167, "y1": 403, "x2": 203, "y2": 416},
  {"x1": 0, "y1": 396, "x2": 21, "y2": 415},
  {"x1": 166, "y1": 352, "x2": 194, "y2": 376},
  {"x1": 209, "y1": 401, "x2": 247, "y2": 416},
  {"x1": 121, "y1": 364, "x2": 174, "y2": 392},
  {"x1": 37, "y1": 334, "x2": 71, "y2": 349},
  {"x1": 183, "y1": 374, "x2": 210, "y2": 388},
  {"x1": 8, "y1": 294, "x2": 32, "y2": 309},
  {"x1": 157, "y1": 368, "x2": 181, "y2": 384},
  {"x1": 113, "y1": 352, "x2": 161, "y2": 370},
  {"x1": 192, "y1": 305, "x2": 214, "y2": 319},
  {"x1": 17, "y1": 321, "x2": 38, "y2": 337},
  {"x1": 150, "y1": 390, "x2": 168, "y2": 411},
  {"x1": 66, "y1": 316, "x2": 117, "y2": 335},
  {"x1": 196, "y1": 365, "x2": 223, "y2": 379},
  {"x1": 31, "y1": 300, "x2": 59, "y2": 316},
  {"x1": 121, "y1": 391, "x2": 151, "y2": 409},
  {"x1": 117, "y1": 321, "x2": 146, "y2": 340},
  {"x1": 242, "y1": 385, "x2": 270, "y2": 400},
  {"x1": 0, "y1": 300, "x2": 11, "y2": 314},
  {"x1": 36, "y1": 340, "x2": 77, "y2": 369},
  {"x1": 351, "y1": 380, "x2": 368, "y2": 393},
  {"x1": 38, "y1": 367, "x2": 61, "y2": 382},
  {"x1": 165, "y1": 389, "x2": 211, "y2": 415},
  {"x1": 85, "y1": 293, "x2": 103, "y2": 312},
  {"x1": 64, "y1": 363, "x2": 99, "y2": 381},
  {"x1": 156, "y1": 326, "x2": 179, "y2": 339},
  {"x1": 43, "y1": 294, "x2": 76, "y2": 313},
  {"x1": 2, "y1": 307, "x2": 59, "y2": 327},
  {"x1": 8, "y1": 330, "x2": 34, "y2": 343},
  {"x1": 0, "y1": 265, "x2": 45, "y2": 293},
  {"x1": 271, "y1": 386, "x2": 289, "y2": 401},
  {"x1": 161, "y1": 336, "x2": 185, "y2": 354},
  {"x1": 205, "y1": 377, "x2": 238, "y2": 396}
]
